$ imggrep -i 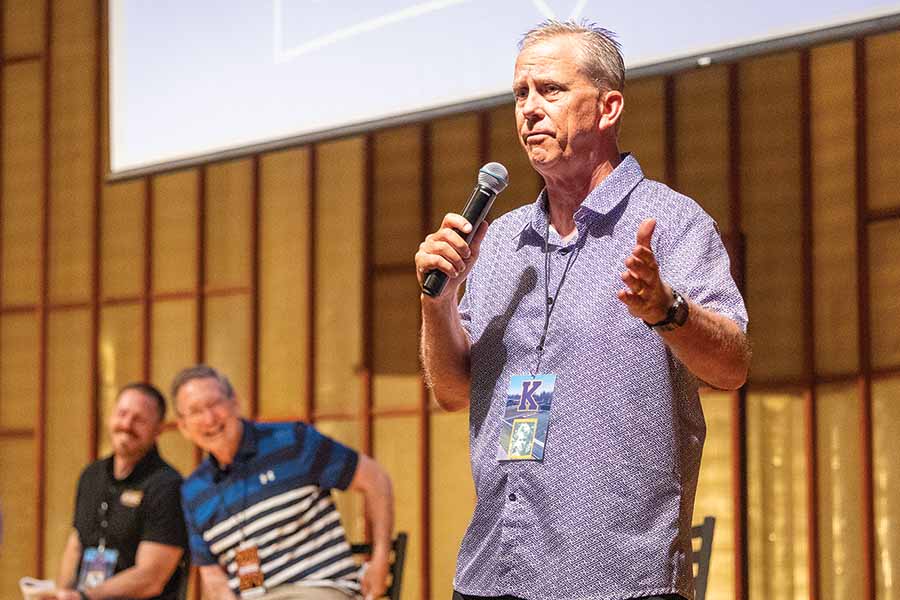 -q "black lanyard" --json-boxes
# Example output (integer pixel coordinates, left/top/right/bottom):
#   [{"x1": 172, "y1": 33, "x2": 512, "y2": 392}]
[{"x1": 533, "y1": 218, "x2": 580, "y2": 375}]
